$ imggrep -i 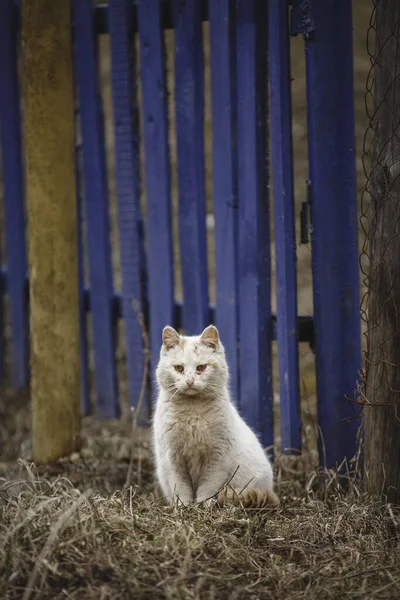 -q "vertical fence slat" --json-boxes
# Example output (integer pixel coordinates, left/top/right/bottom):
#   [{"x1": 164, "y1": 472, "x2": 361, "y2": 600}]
[
  {"x1": 268, "y1": 0, "x2": 301, "y2": 452},
  {"x1": 0, "y1": 0, "x2": 29, "y2": 386},
  {"x1": 109, "y1": 0, "x2": 148, "y2": 418},
  {"x1": 137, "y1": 0, "x2": 174, "y2": 372},
  {"x1": 236, "y1": 0, "x2": 273, "y2": 447},
  {"x1": 75, "y1": 148, "x2": 90, "y2": 417},
  {"x1": 173, "y1": 0, "x2": 209, "y2": 335},
  {"x1": 72, "y1": 0, "x2": 119, "y2": 418},
  {"x1": 209, "y1": 0, "x2": 240, "y2": 404},
  {"x1": 305, "y1": 0, "x2": 361, "y2": 466}
]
